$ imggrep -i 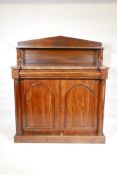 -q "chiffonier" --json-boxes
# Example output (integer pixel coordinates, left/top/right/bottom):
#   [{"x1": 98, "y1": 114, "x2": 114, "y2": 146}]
[{"x1": 12, "y1": 36, "x2": 109, "y2": 143}]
